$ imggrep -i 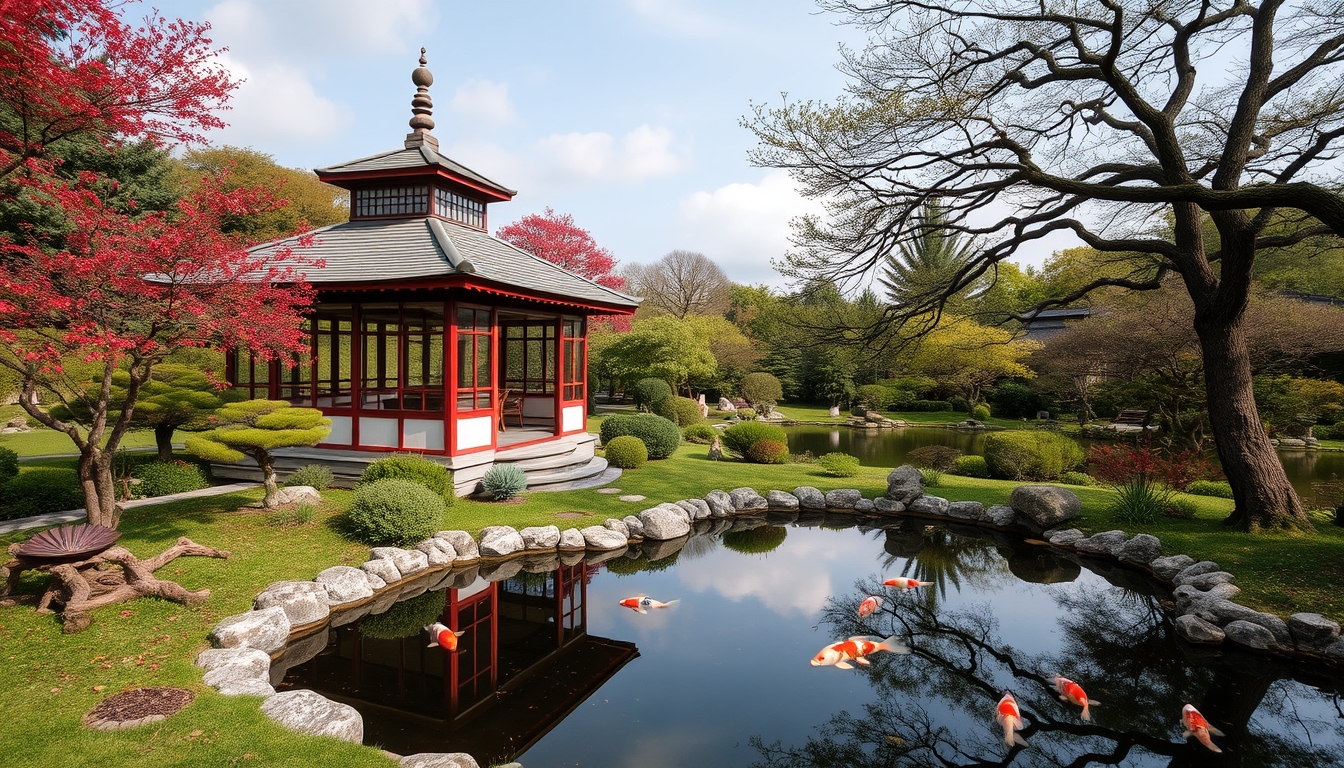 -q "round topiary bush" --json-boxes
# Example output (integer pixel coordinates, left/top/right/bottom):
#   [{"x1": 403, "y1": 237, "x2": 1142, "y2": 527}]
[
  {"x1": 972, "y1": 404, "x2": 992, "y2": 421},
  {"x1": 1059, "y1": 470, "x2": 1095, "y2": 486},
  {"x1": 682, "y1": 423, "x2": 718, "y2": 444},
  {"x1": 603, "y1": 435, "x2": 648, "y2": 469},
  {"x1": 0, "y1": 468, "x2": 85, "y2": 520},
  {"x1": 285, "y1": 463, "x2": 334, "y2": 491},
  {"x1": 600, "y1": 413, "x2": 682, "y2": 459},
  {"x1": 0, "y1": 447, "x2": 18, "y2": 485},
  {"x1": 983, "y1": 431, "x2": 1085, "y2": 480},
  {"x1": 632, "y1": 378, "x2": 673, "y2": 411},
  {"x1": 737, "y1": 408, "x2": 757, "y2": 420},
  {"x1": 745, "y1": 439, "x2": 790, "y2": 464},
  {"x1": 1186, "y1": 479, "x2": 1234, "y2": 498},
  {"x1": 952, "y1": 454, "x2": 990, "y2": 478},
  {"x1": 817, "y1": 452, "x2": 861, "y2": 478},
  {"x1": 358, "y1": 590, "x2": 446, "y2": 640},
  {"x1": 358, "y1": 454, "x2": 454, "y2": 505},
  {"x1": 347, "y1": 478, "x2": 444, "y2": 546},
  {"x1": 134, "y1": 460, "x2": 210, "y2": 497},
  {"x1": 740, "y1": 372, "x2": 783, "y2": 413},
  {"x1": 654, "y1": 395, "x2": 704, "y2": 427},
  {"x1": 720, "y1": 420, "x2": 787, "y2": 459},
  {"x1": 721, "y1": 525, "x2": 788, "y2": 554},
  {"x1": 481, "y1": 464, "x2": 528, "y2": 500}
]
